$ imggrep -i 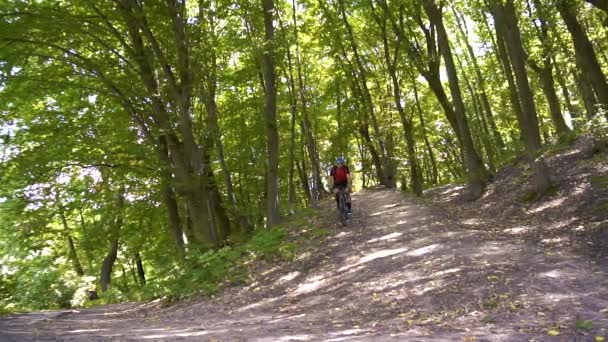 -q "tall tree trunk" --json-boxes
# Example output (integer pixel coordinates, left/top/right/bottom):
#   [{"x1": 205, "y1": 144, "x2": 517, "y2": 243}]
[
  {"x1": 413, "y1": 79, "x2": 438, "y2": 185},
  {"x1": 59, "y1": 209, "x2": 85, "y2": 277},
  {"x1": 554, "y1": 61, "x2": 580, "y2": 124},
  {"x1": 374, "y1": 6, "x2": 422, "y2": 195},
  {"x1": 262, "y1": 0, "x2": 280, "y2": 225},
  {"x1": 529, "y1": 0, "x2": 571, "y2": 135},
  {"x1": 158, "y1": 137, "x2": 185, "y2": 260},
  {"x1": 493, "y1": 0, "x2": 551, "y2": 194},
  {"x1": 534, "y1": 65, "x2": 571, "y2": 135},
  {"x1": 336, "y1": 0, "x2": 389, "y2": 186},
  {"x1": 291, "y1": 0, "x2": 322, "y2": 206},
  {"x1": 424, "y1": 0, "x2": 487, "y2": 199},
  {"x1": 135, "y1": 252, "x2": 146, "y2": 286},
  {"x1": 452, "y1": 4, "x2": 505, "y2": 151},
  {"x1": 557, "y1": 0, "x2": 608, "y2": 116},
  {"x1": 576, "y1": 70, "x2": 599, "y2": 119},
  {"x1": 487, "y1": 7, "x2": 526, "y2": 146},
  {"x1": 100, "y1": 190, "x2": 125, "y2": 293}
]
